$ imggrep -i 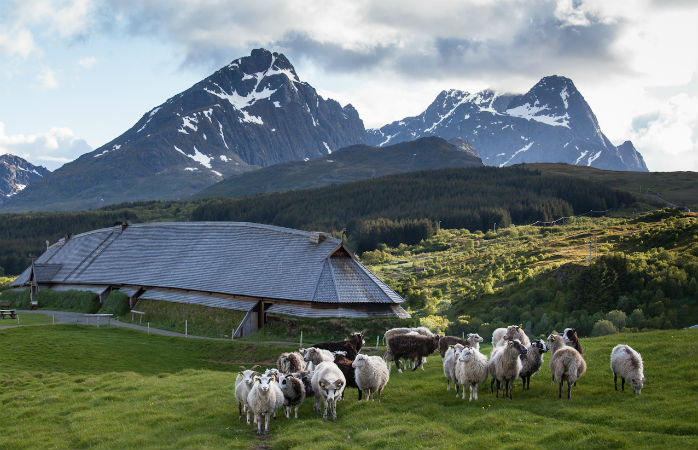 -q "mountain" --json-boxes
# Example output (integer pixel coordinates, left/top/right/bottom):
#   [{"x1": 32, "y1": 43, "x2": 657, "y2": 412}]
[
  {"x1": 367, "y1": 75, "x2": 648, "y2": 172},
  {"x1": 193, "y1": 136, "x2": 483, "y2": 199},
  {"x1": 0, "y1": 154, "x2": 50, "y2": 206},
  {"x1": 2, "y1": 48, "x2": 365, "y2": 212}
]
